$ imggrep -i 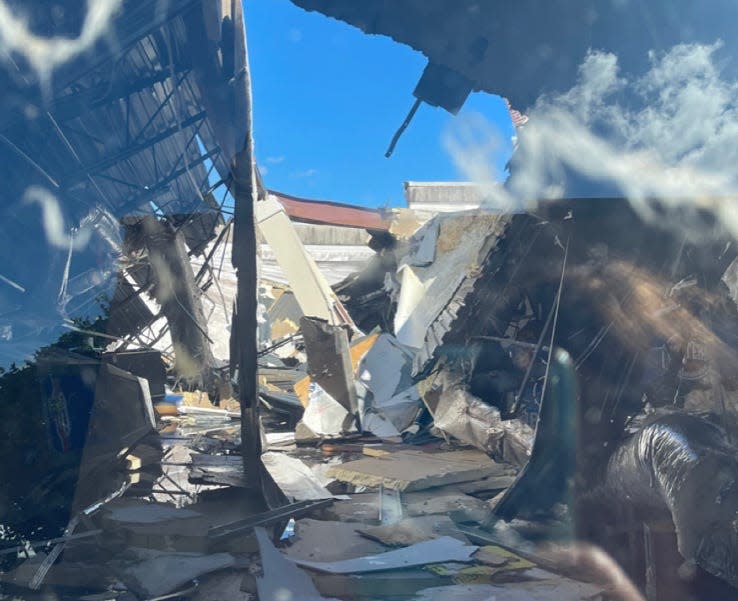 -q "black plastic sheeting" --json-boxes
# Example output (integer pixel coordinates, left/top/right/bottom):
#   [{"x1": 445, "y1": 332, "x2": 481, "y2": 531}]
[{"x1": 600, "y1": 412, "x2": 738, "y2": 588}]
